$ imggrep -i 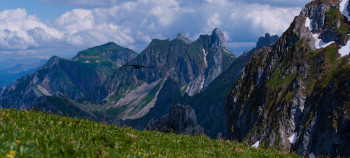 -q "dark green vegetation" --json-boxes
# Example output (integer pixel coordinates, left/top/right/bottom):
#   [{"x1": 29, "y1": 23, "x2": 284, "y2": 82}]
[{"x1": 0, "y1": 108, "x2": 298, "y2": 157}]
